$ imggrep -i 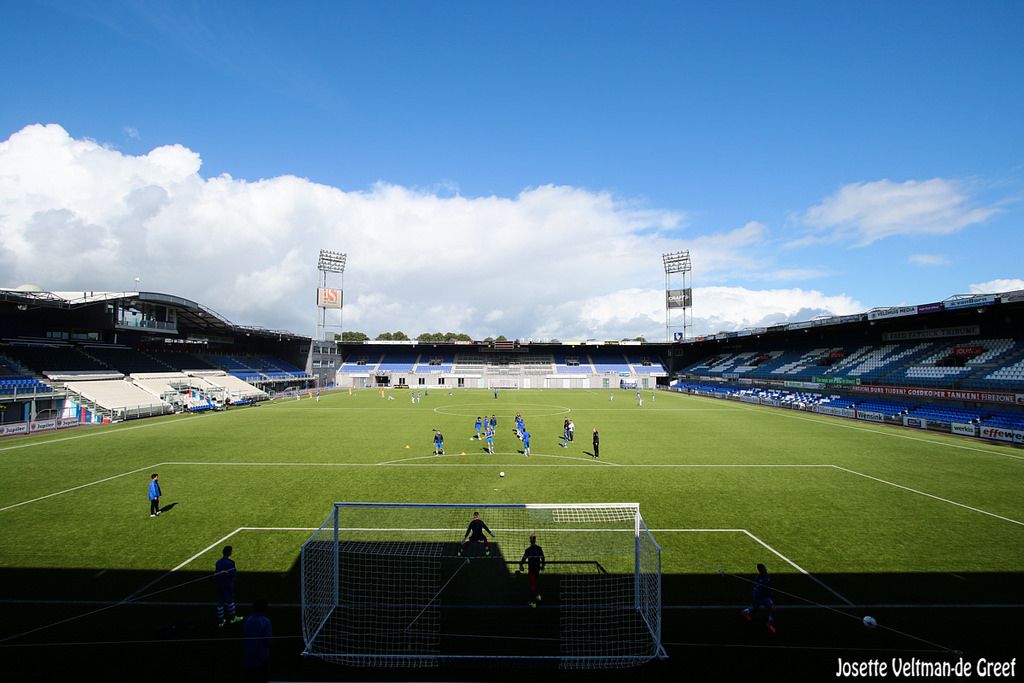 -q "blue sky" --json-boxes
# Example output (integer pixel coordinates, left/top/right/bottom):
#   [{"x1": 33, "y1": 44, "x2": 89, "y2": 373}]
[{"x1": 1, "y1": 1, "x2": 1022, "y2": 338}]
